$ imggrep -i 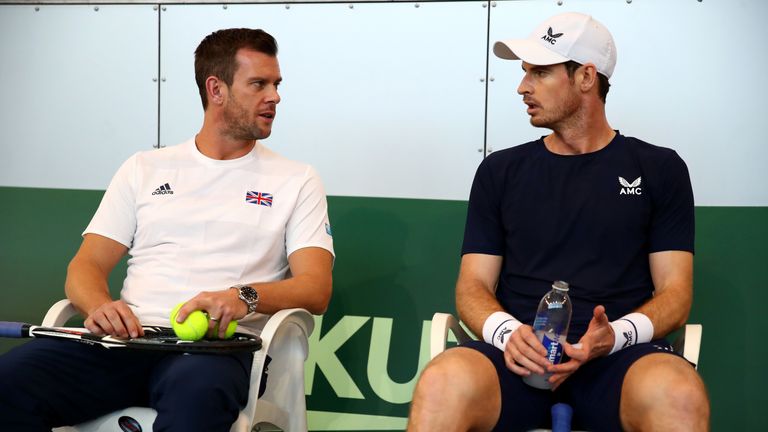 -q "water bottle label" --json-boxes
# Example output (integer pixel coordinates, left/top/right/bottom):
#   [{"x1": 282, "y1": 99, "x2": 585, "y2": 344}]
[
  {"x1": 542, "y1": 334, "x2": 563, "y2": 364},
  {"x1": 533, "y1": 316, "x2": 548, "y2": 330}
]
